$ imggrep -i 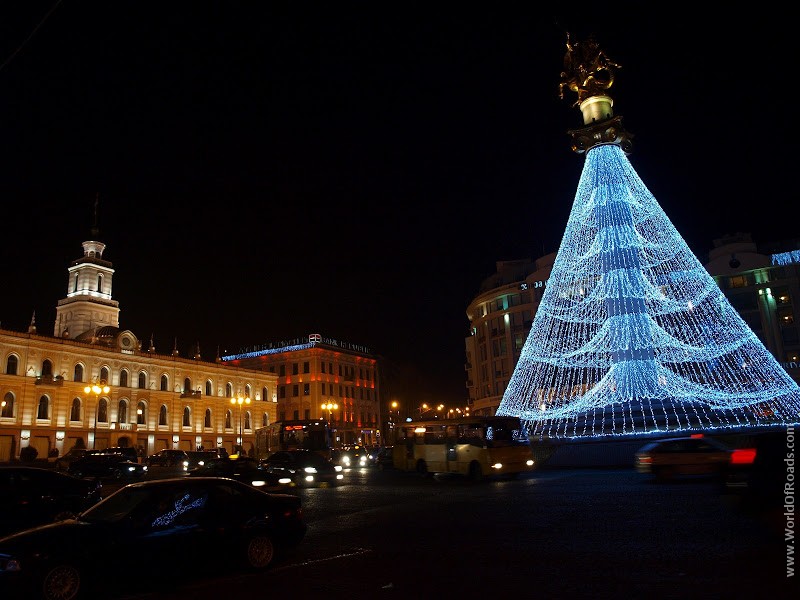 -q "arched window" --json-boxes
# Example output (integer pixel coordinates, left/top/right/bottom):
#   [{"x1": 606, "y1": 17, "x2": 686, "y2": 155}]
[
  {"x1": 225, "y1": 410, "x2": 232, "y2": 429},
  {"x1": 225, "y1": 382, "x2": 232, "y2": 398},
  {"x1": 73, "y1": 274, "x2": 78, "y2": 293},
  {"x1": 37, "y1": 395, "x2": 49, "y2": 419},
  {"x1": 159, "y1": 405, "x2": 168, "y2": 426},
  {"x1": 100, "y1": 366, "x2": 110, "y2": 384},
  {"x1": 204, "y1": 408, "x2": 212, "y2": 428},
  {"x1": 137, "y1": 401, "x2": 146, "y2": 424},
  {"x1": 70, "y1": 398, "x2": 81, "y2": 421},
  {"x1": 2, "y1": 392, "x2": 14, "y2": 417},
  {"x1": 73, "y1": 364, "x2": 84, "y2": 382},
  {"x1": 118, "y1": 400, "x2": 128, "y2": 424},
  {"x1": 244, "y1": 411, "x2": 251, "y2": 430},
  {"x1": 138, "y1": 371, "x2": 147, "y2": 389},
  {"x1": 262, "y1": 386, "x2": 268, "y2": 402},
  {"x1": 6, "y1": 355, "x2": 18, "y2": 375},
  {"x1": 119, "y1": 370, "x2": 129, "y2": 388},
  {"x1": 183, "y1": 406, "x2": 191, "y2": 427},
  {"x1": 183, "y1": 377, "x2": 191, "y2": 393},
  {"x1": 262, "y1": 413, "x2": 269, "y2": 427},
  {"x1": 160, "y1": 375, "x2": 169, "y2": 391},
  {"x1": 41, "y1": 359, "x2": 53, "y2": 377},
  {"x1": 98, "y1": 398, "x2": 108, "y2": 423},
  {"x1": 97, "y1": 273, "x2": 103, "y2": 293},
  {"x1": 205, "y1": 380, "x2": 213, "y2": 396},
  {"x1": 245, "y1": 384, "x2": 252, "y2": 398}
]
